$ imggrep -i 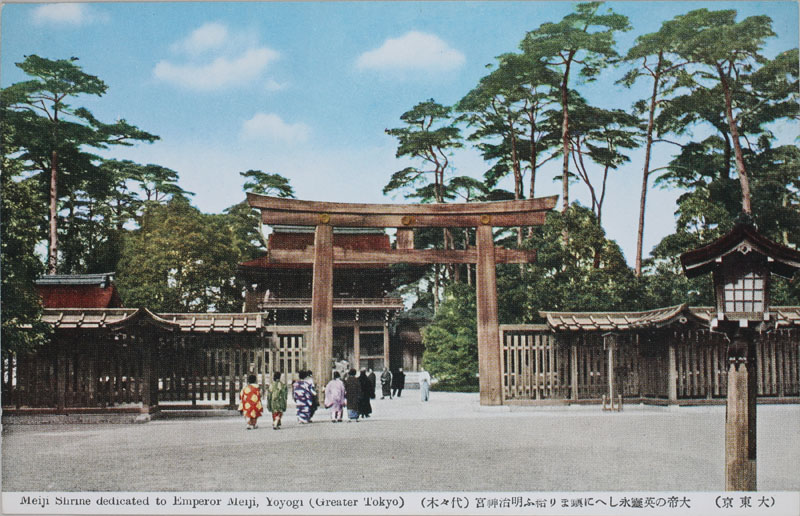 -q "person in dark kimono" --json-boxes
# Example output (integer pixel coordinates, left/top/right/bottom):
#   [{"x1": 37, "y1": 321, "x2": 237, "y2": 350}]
[
  {"x1": 358, "y1": 369, "x2": 372, "y2": 418},
  {"x1": 392, "y1": 368, "x2": 405, "y2": 398},
  {"x1": 343, "y1": 369, "x2": 361, "y2": 422},
  {"x1": 367, "y1": 368, "x2": 377, "y2": 399},
  {"x1": 380, "y1": 367, "x2": 392, "y2": 399}
]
